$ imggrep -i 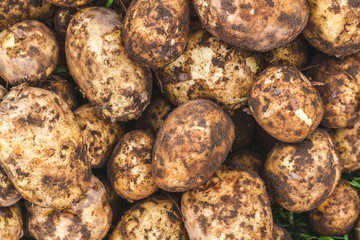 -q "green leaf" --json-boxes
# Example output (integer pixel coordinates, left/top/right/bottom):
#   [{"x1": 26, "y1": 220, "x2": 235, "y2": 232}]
[{"x1": 106, "y1": 0, "x2": 114, "y2": 8}]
